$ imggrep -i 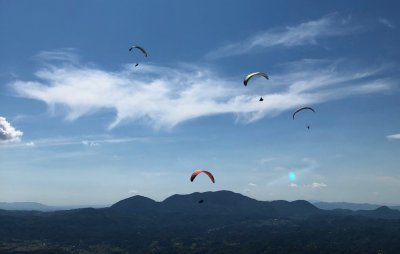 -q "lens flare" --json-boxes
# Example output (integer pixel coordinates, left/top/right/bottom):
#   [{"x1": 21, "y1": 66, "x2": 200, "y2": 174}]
[{"x1": 289, "y1": 172, "x2": 296, "y2": 181}]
